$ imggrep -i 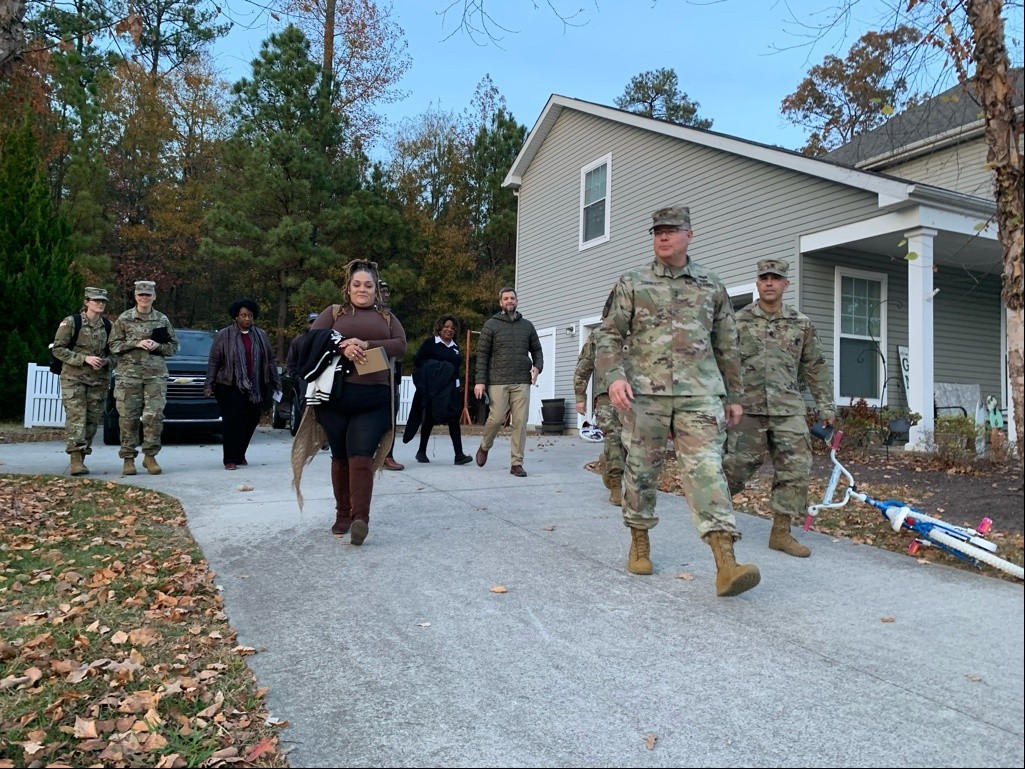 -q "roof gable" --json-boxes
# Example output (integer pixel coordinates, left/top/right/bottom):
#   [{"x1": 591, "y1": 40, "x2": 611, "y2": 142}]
[{"x1": 504, "y1": 94, "x2": 995, "y2": 218}]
